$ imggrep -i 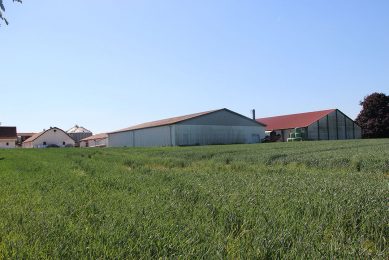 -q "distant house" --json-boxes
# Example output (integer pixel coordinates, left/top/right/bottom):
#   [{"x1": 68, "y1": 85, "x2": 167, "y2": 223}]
[
  {"x1": 80, "y1": 133, "x2": 108, "y2": 148},
  {"x1": 256, "y1": 109, "x2": 362, "y2": 142},
  {"x1": 66, "y1": 125, "x2": 93, "y2": 147},
  {"x1": 0, "y1": 127, "x2": 17, "y2": 148},
  {"x1": 108, "y1": 108, "x2": 266, "y2": 147},
  {"x1": 23, "y1": 127, "x2": 75, "y2": 148}
]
